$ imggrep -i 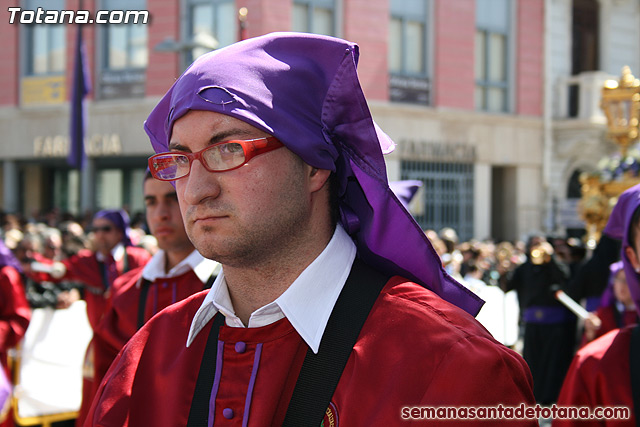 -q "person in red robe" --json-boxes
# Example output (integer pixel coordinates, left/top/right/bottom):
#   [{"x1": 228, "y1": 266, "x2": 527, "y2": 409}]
[
  {"x1": 0, "y1": 241, "x2": 31, "y2": 427},
  {"x1": 581, "y1": 261, "x2": 637, "y2": 347},
  {"x1": 75, "y1": 175, "x2": 219, "y2": 426},
  {"x1": 555, "y1": 183, "x2": 640, "y2": 426},
  {"x1": 86, "y1": 33, "x2": 536, "y2": 426},
  {"x1": 51, "y1": 210, "x2": 151, "y2": 330},
  {"x1": 40, "y1": 210, "x2": 150, "y2": 427}
]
